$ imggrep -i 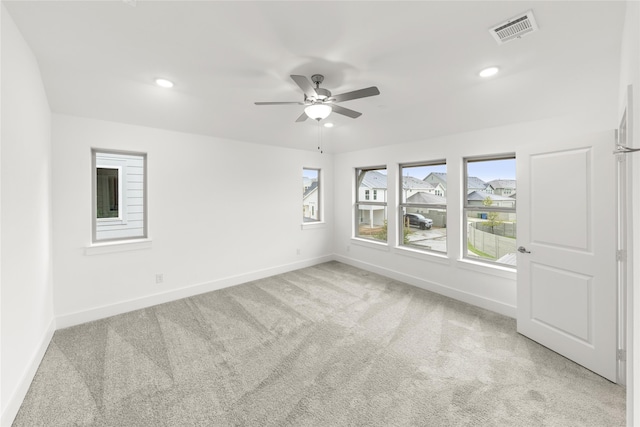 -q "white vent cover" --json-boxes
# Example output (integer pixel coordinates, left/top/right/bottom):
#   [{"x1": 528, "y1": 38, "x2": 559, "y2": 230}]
[{"x1": 490, "y1": 10, "x2": 538, "y2": 45}]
